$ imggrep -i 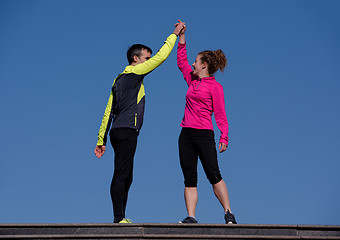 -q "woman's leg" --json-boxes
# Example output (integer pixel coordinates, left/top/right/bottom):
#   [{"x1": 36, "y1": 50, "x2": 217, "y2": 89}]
[
  {"x1": 179, "y1": 129, "x2": 199, "y2": 218},
  {"x1": 184, "y1": 187, "x2": 198, "y2": 217},
  {"x1": 215, "y1": 180, "x2": 237, "y2": 224},
  {"x1": 212, "y1": 179, "x2": 231, "y2": 213},
  {"x1": 196, "y1": 130, "x2": 231, "y2": 213}
]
